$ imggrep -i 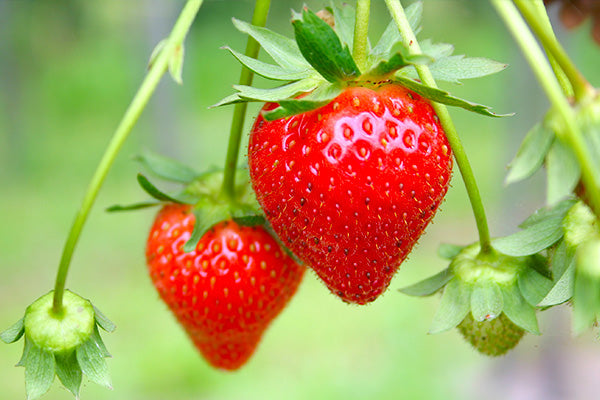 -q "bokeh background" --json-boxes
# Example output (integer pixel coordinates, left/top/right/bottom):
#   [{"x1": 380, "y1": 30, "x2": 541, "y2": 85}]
[{"x1": 1, "y1": 0, "x2": 599, "y2": 399}]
